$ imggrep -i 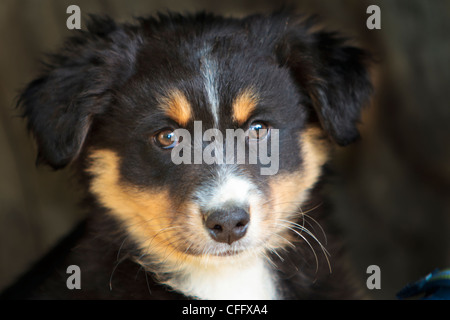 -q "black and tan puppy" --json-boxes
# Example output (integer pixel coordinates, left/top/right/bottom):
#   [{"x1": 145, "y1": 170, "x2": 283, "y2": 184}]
[{"x1": 13, "y1": 11, "x2": 372, "y2": 299}]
